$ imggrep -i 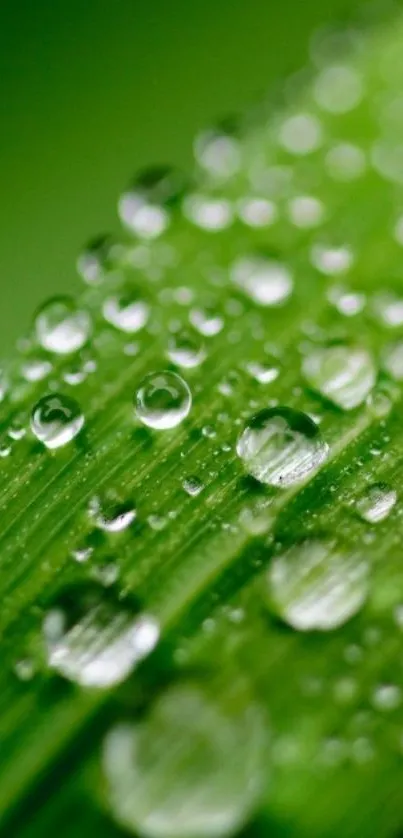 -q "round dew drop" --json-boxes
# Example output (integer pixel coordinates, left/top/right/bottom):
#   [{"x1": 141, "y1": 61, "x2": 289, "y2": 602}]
[
  {"x1": 102, "y1": 682, "x2": 268, "y2": 838},
  {"x1": 267, "y1": 540, "x2": 368, "y2": 631},
  {"x1": 302, "y1": 345, "x2": 376, "y2": 410},
  {"x1": 355, "y1": 483, "x2": 397, "y2": 524},
  {"x1": 88, "y1": 495, "x2": 137, "y2": 532},
  {"x1": 231, "y1": 255, "x2": 293, "y2": 306},
  {"x1": 35, "y1": 296, "x2": 92, "y2": 355},
  {"x1": 118, "y1": 166, "x2": 186, "y2": 239},
  {"x1": 236, "y1": 406, "x2": 328, "y2": 487},
  {"x1": 103, "y1": 288, "x2": 150, "y2": 333},
  {"x1": 135, "y1": 371, "x2": 191, "y2": 430},
  {"x1": 31, "y1": 393, "x2": 84, "y2": 449},
  {"x1": 167, "y1": 329, "x2": 206, "y2": 369}
]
